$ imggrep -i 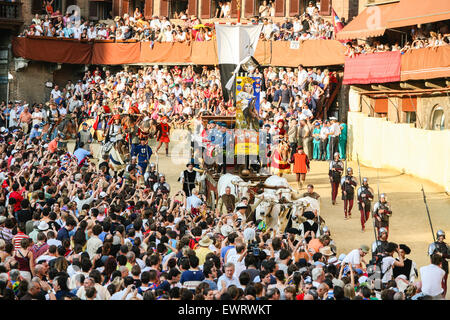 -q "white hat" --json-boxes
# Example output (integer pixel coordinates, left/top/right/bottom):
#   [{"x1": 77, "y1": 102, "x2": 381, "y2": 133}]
[
  {"x1": 75, "y1": 173, "x2": 82, "y2": 181},
  {"x1": 358, "y1": 276, "x2": 369, "y2": 284},
  {"x1": 99, "y1": 191, "x2": 108, "y2": 198},
  {"x1": 243, "y1": 228, "x2": 256, "y2": 242},
  {"x1": 327, "y1": 256, "x2": 338, "y2": 265},
  {"x1": 220, "y1": 225, "x2": 234, "y2": 237},
  {"x1": 395, "y1": 275, "x2": 409, "y2": 292},
  {"x1": 112, "y1": 235, "x2": 121, "y2": 245},
  {"x1": 311, "y1": 267, "x2": 323, "y2": 281},
  {"x1": 37, "y1": 221, "x2": 49, "y2": 231},
  {"x1": 332, "y1": 278, "x2": 345, "y2": 288}
]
